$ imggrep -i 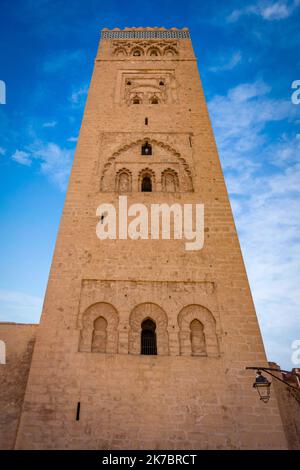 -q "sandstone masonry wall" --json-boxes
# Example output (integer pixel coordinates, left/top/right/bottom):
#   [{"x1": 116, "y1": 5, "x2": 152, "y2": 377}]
[{"x1": 0, "y1": 323, "x2": 37, "y2": 449}]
